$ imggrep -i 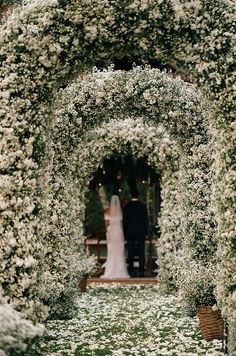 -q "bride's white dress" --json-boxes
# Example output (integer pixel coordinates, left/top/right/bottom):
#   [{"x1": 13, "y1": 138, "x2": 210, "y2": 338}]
[{"x1": 101, "y1": 196, "x2": 130, "y2": 279}]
